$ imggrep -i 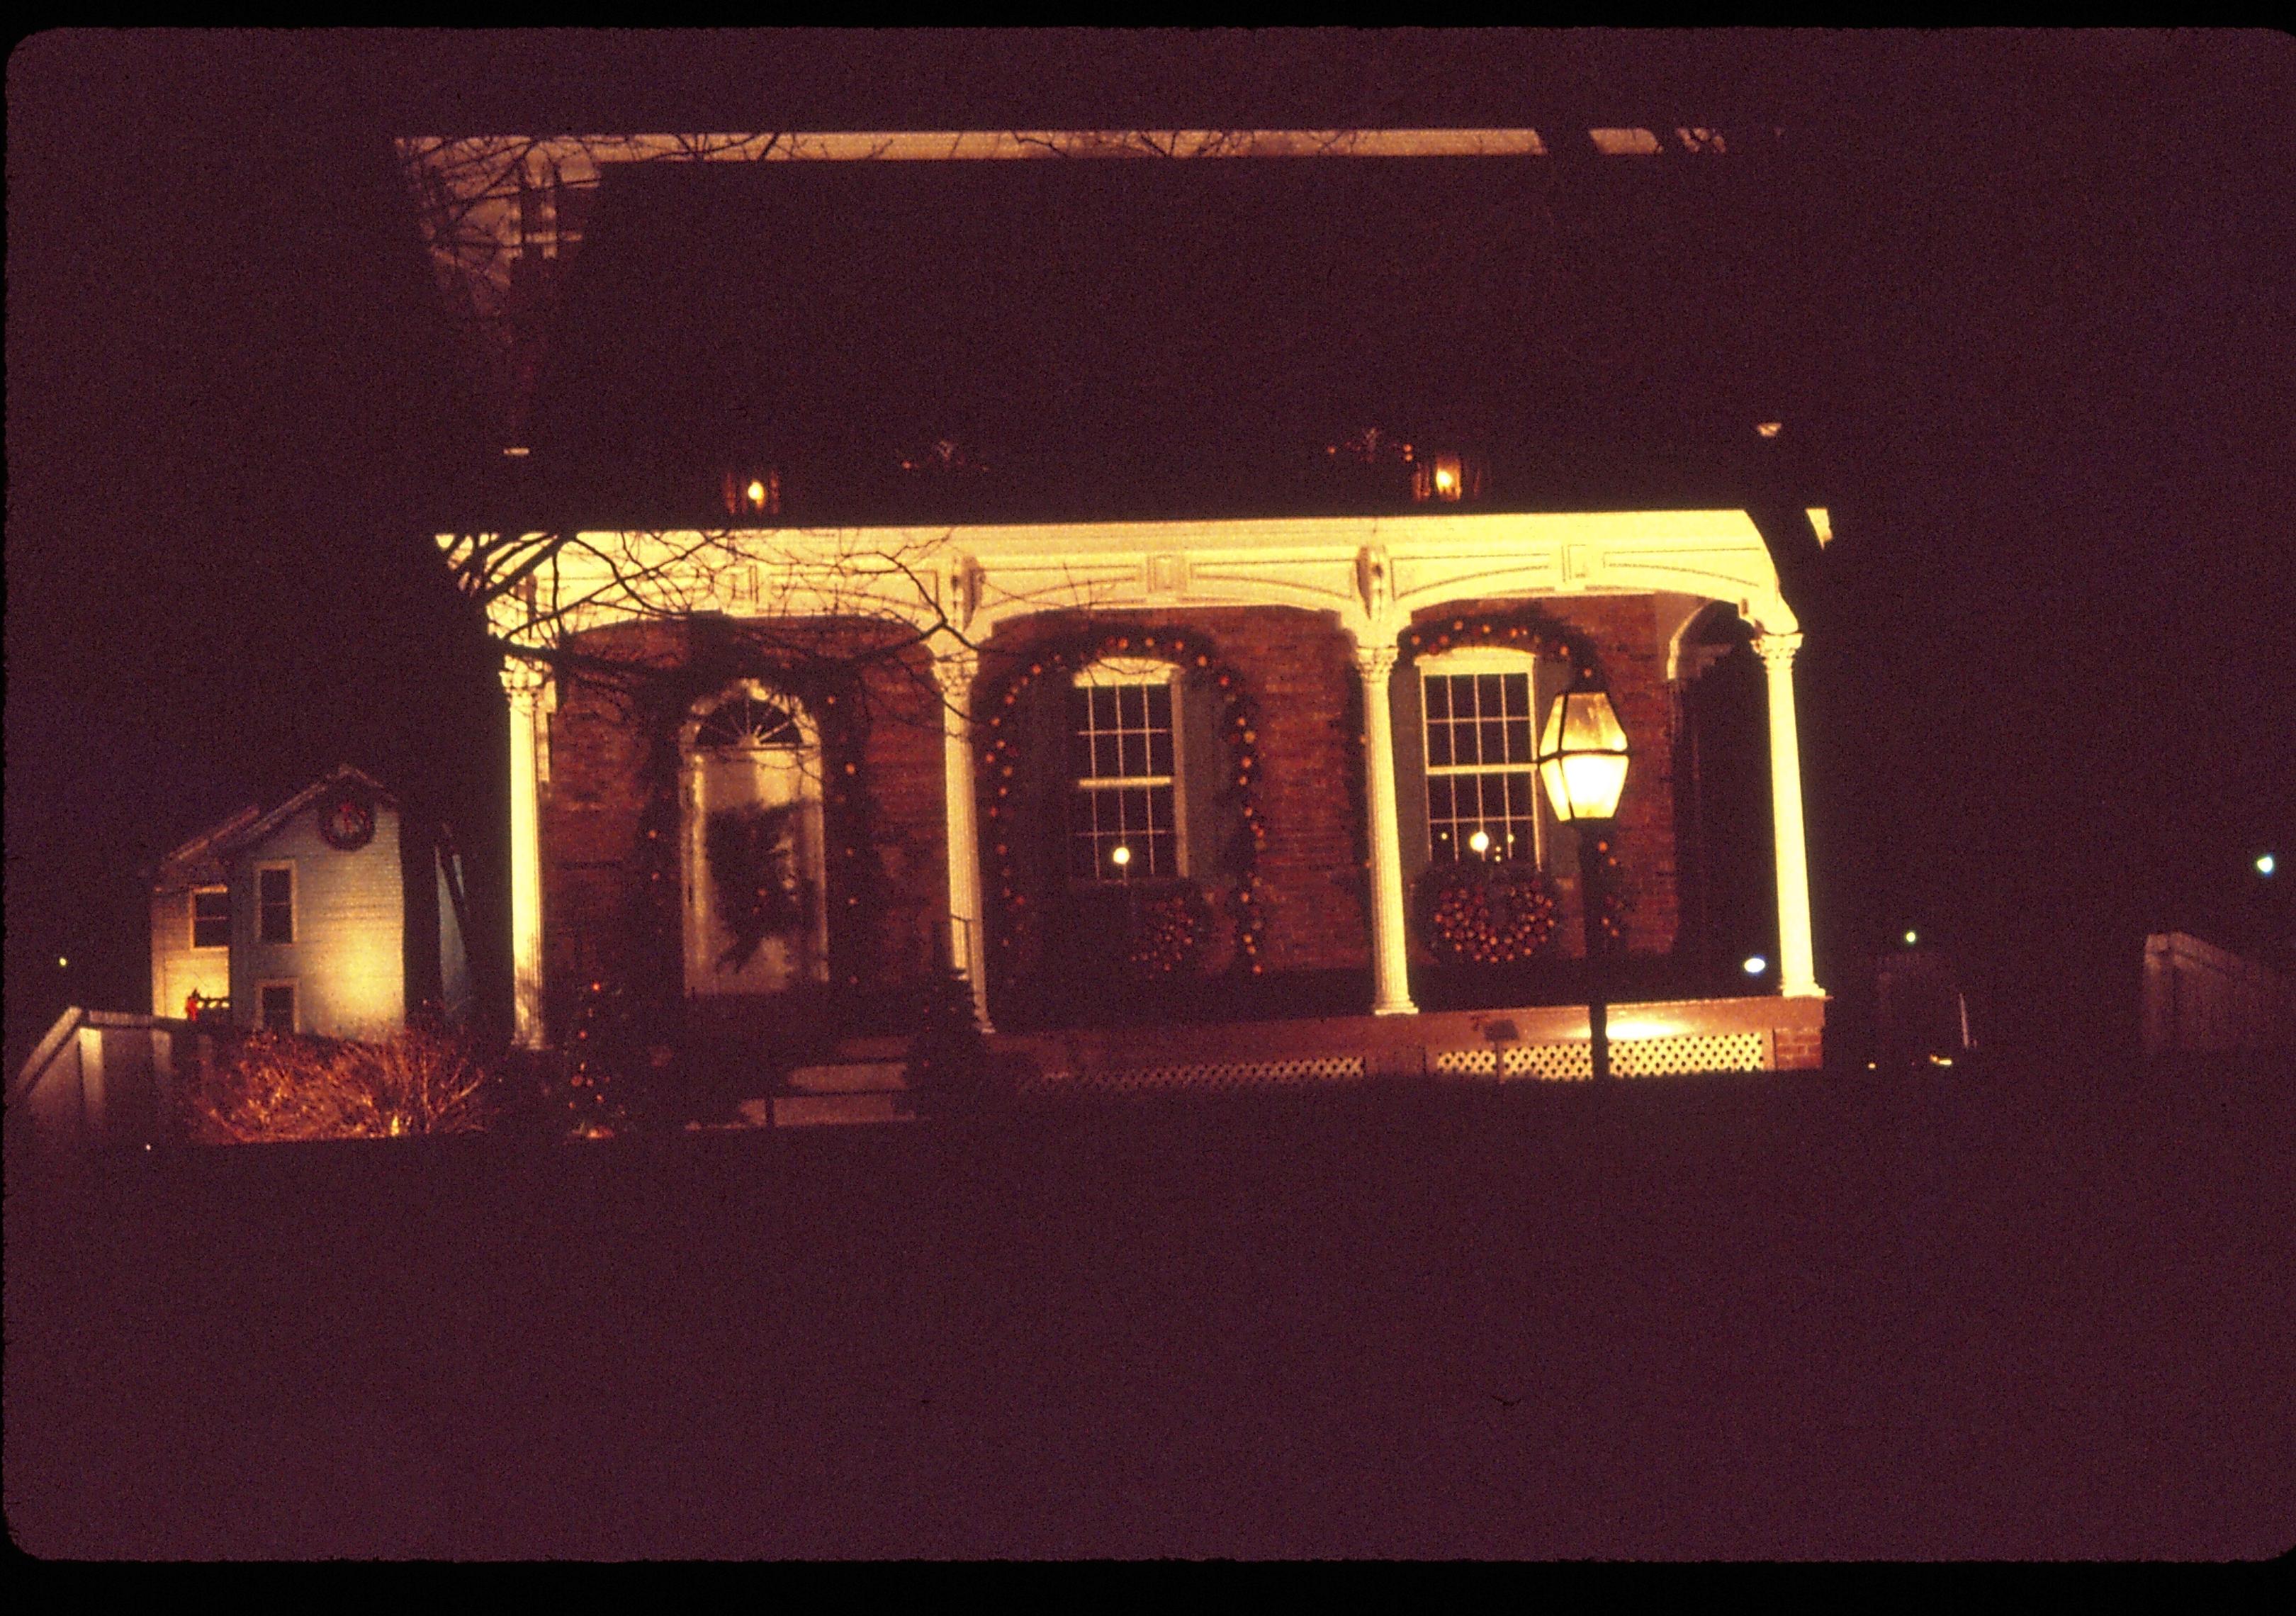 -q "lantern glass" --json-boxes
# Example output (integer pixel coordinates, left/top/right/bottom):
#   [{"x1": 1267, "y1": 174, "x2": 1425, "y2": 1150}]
[{"x1": 1535, "y1": 690, "x2": 1630, "y2": 822}]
